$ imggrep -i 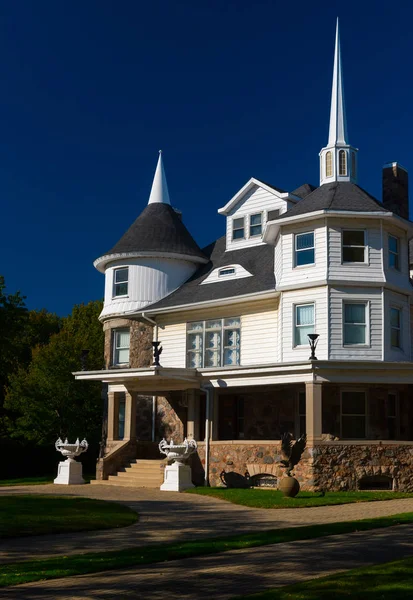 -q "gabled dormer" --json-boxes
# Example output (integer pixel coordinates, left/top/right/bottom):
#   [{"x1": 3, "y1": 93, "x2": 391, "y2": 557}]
[{"x1": 218, "y1": 177, "x2": 299, "y2": 252}]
